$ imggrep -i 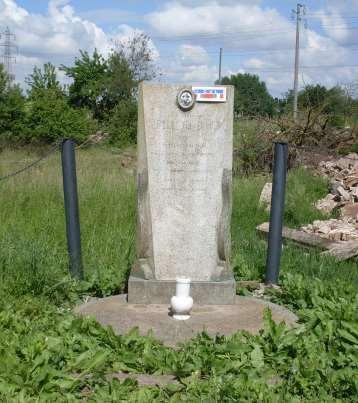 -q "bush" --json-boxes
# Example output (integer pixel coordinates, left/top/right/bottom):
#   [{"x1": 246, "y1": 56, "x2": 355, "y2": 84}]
[
  {"x1": 25, "y1": 89, "x2": 96, "y2": 143},
  {"x1": 220, "y1": 73, "x2": 275, "y2": 117},
  {"x1": 106, "y1": 100, "x2": 137, "y2": 146},
  {"x1": 0, "y1": 85, "x2": 27, "y2": 144},
  {"x1": 0, "y1": 64, "x2": 27, "y2": 144},
  {"x1": 233, "y1": 120, "x2": 272, "y2": 175}
]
